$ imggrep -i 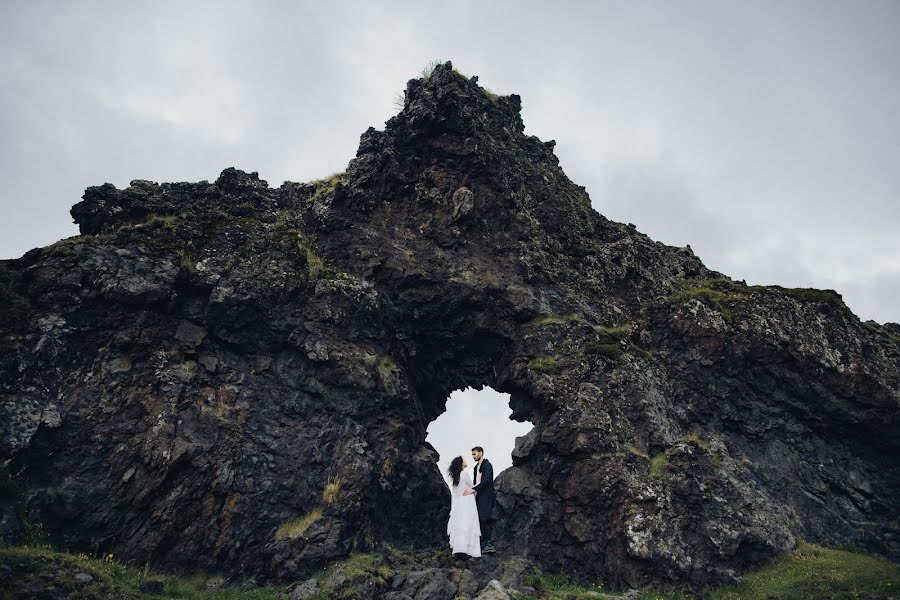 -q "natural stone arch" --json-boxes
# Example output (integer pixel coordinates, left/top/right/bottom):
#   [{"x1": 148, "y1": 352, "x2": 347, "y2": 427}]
[
  {"x1": 425, "y1": 385, "x2": 534, "y2": 480},
  {"x1": 0, "y1": 61, "x2": 896, "y2": 592}
]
